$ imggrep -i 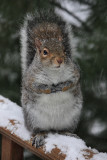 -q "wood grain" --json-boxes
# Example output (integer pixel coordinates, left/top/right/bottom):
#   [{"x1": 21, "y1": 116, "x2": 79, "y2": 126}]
[
  {"x1": 0, "y1": 126, "x2": 97, "y2": 160},
  {"x1": 1, "y1": 135, "x2": 23, "y2": 160},
  {"x1": 0, "y1": 127, "x2": 65, "y2": 160}
]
